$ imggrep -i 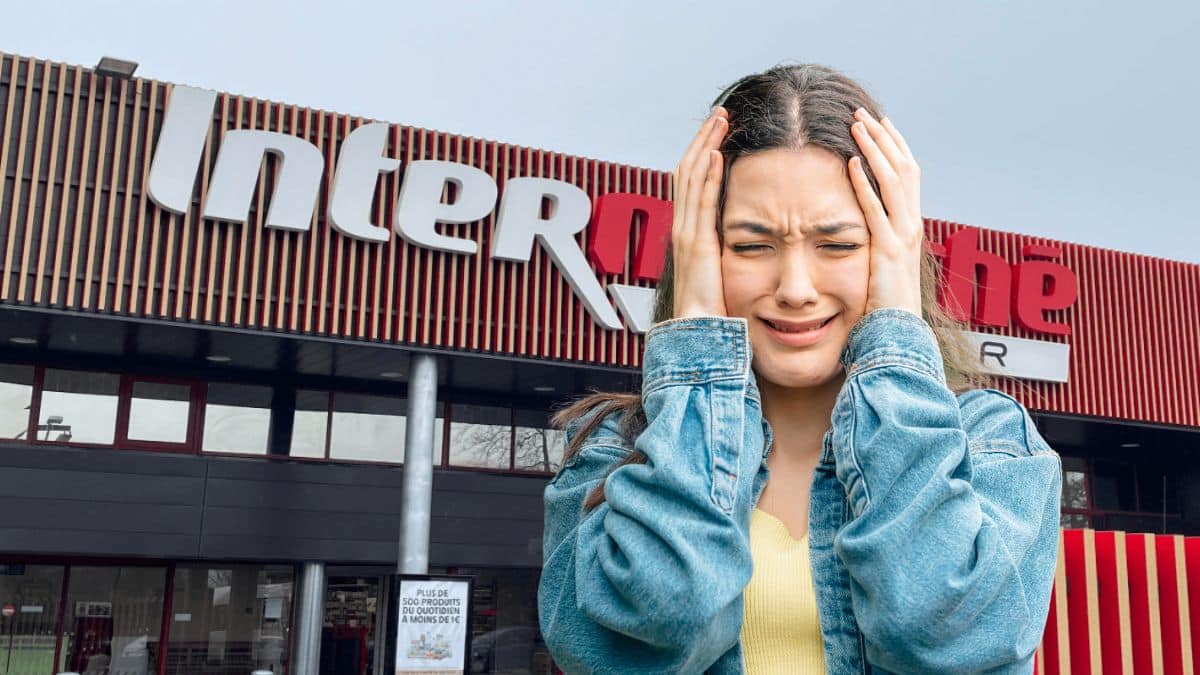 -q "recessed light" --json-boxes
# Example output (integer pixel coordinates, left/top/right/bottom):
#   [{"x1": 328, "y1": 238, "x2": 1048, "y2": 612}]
[
  {"x1": 8, "y1": 337, "x2": 36, "y2": 345},
  {"x1": 206, "y1": 355, "x2": 232, "y2": 363},
  {"x1": 380, "y1": 371, "x2": 403, "y2": 378},
  {"x1": 533, "y1": 385, "x2": 556, "y2": 393},
  {"x1": 1120, "y1": 442, "x2": 1140, "y2": 448}
]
